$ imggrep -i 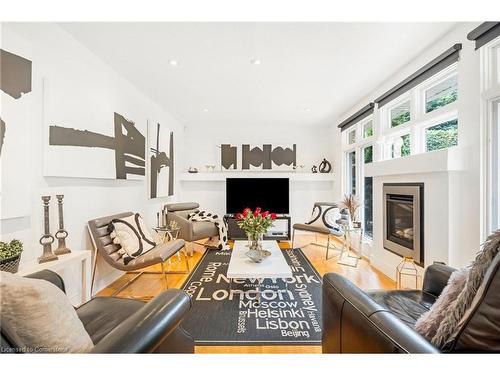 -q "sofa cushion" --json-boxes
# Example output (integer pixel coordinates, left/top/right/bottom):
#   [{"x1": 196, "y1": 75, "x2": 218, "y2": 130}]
[
  {"x1": 0, "y1": 271, "x2": 94, "y2": 353},
  {"x1": 368, "y1": 290, "x2": 436, "y2": 327},
  {"x1": 76, "y1": 296, "x2": 145, "y2": 344},
  {"x1": 415, "y1": 267, "x2": 469, "y2": 342}
]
